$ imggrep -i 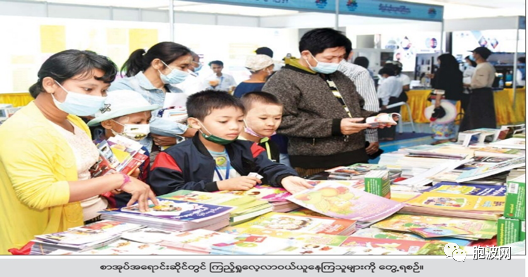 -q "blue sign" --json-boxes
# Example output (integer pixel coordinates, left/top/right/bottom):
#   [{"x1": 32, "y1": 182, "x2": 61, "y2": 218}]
[
  {"x1": 339, "y1": 0, "x2": 443, "y2": 22},
  {"x1": 182, "y1": 0, "x2": 443, "y2": 22}
]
